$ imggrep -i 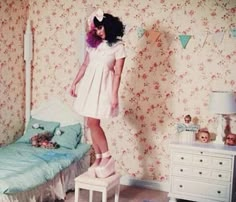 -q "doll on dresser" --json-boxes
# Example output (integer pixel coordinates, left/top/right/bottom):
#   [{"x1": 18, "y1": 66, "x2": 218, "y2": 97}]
[
  {"x1": 223, "y1": 117, "x2": 236, "y2": 146},
  {"x1": 196, "y1": 129, "x2": 211, "y2": 143},
  {"x1": 176, "y1": 114, "x2": 200, "y2": 143}
]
